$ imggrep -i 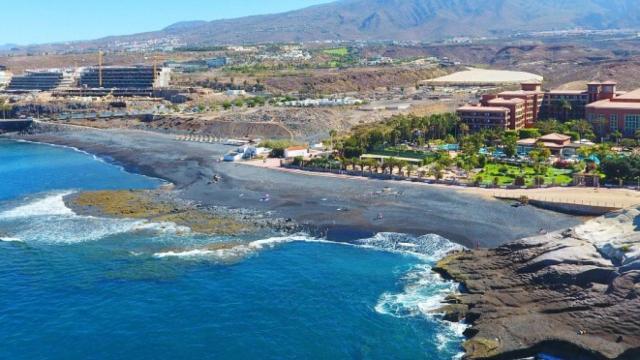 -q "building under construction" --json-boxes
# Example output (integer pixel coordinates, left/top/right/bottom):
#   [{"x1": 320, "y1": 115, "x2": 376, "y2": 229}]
[
  {"x1": 79, "y1": 66, "x2": 171, "y2": 89},
  {"x1": 5, "y1": 70, "x2": 65, "y2": 92},
  {"x1": 50, "y1": 65, "x2": 172, "y2": 97}
]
